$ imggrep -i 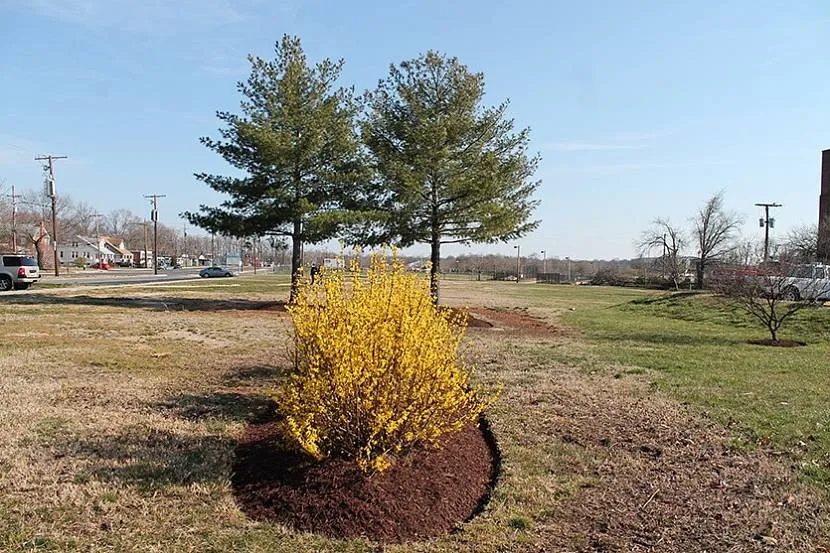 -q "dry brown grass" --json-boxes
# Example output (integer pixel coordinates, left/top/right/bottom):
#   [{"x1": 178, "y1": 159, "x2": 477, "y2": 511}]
[{"x1": 0, "y1": 276, "x2": 827, "y2": 552}]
